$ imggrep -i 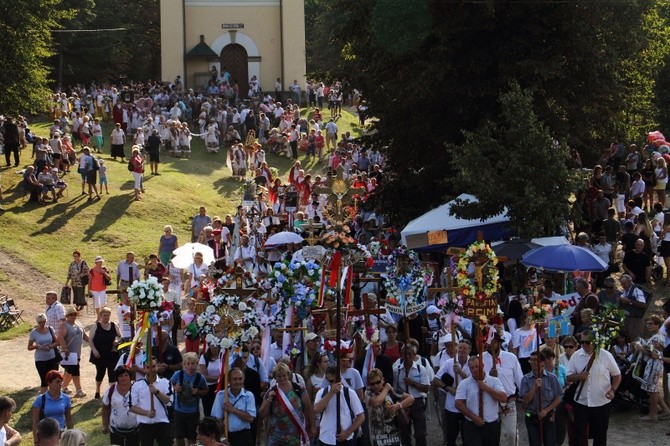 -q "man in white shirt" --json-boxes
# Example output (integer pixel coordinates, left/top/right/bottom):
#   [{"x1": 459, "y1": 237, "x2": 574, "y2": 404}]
[
  {"x1": 392, "y1": 342, "x2": 431, "y2": 446},
  {"x1": 566, "y1": 334, "x2": 621, "y2": 446},
  {"x1": 433, "y1": 339, "x2": 471, "y2": 446},
  {"x1": 455, "y1": 355, "x2": 508, "y2": 446},
  {"x1": 325, "y1": 118, "x2": 338, "y2": 152},
  {"x1": 129, "y1": 359, "x2": 173, "y2": 446},
  {"x1": 234, "y1": 235, "x2": 256, "y2": 272},
  {"x1": 314, "y1": 366, "x2": 365, "y2": 446},
  {"x1": 483, "y1": 334, "x2": 523, "y2": 446}
]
